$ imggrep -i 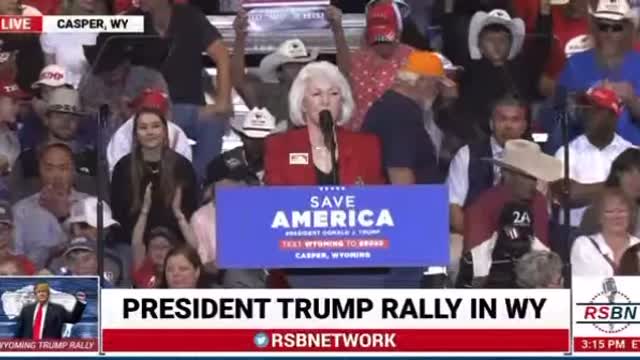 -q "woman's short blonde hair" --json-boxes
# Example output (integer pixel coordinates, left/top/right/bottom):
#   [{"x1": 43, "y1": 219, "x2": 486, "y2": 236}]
[
  {"x1": 288, "y1": 61, "x2": 354, "y2": 127},
  {"x1": 596, "y1": 187, "x2": 637, "y2": 233}
]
